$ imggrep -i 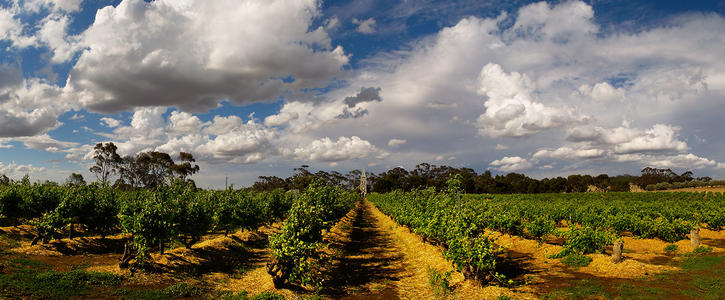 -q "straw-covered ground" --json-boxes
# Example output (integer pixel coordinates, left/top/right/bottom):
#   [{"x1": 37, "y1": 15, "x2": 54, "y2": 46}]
[{"x1": 0, "y1": 200, "x2": 724, "y2": 299}]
